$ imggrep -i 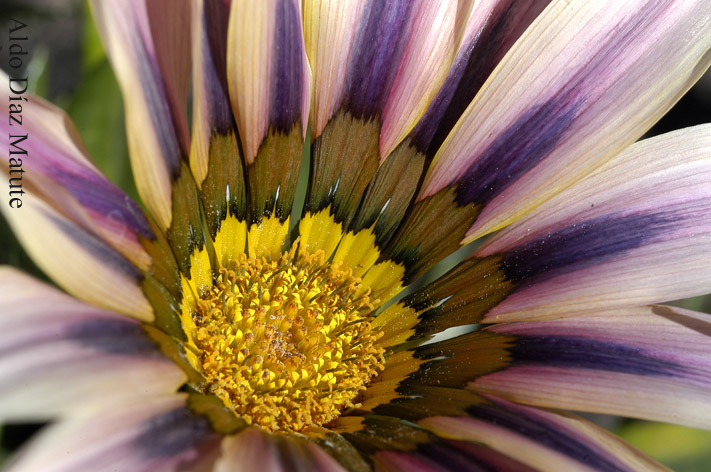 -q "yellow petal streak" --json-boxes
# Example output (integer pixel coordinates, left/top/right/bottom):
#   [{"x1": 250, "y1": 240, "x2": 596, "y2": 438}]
[
  {"x1": 214, "y1": 214, "x2": 248, "y2": 268},
  {"x1": 299, "y1": 208, "x2": 407, "y2": 302},
  {"x1": 180, "y1": 247, "x2": 385, "y2": 432},
  {"x1": 333, "y1": 228, "x2": 380, "y2": 278},
  {"x1": 247, "y1": 215, "x2": 289, "y2": 260},
  {"x1": 298, "y1": 209, "x2": 343, "y2": 259},
  {"x1": 372, "y1": 302, "x2": 420, "y2": 348}
]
